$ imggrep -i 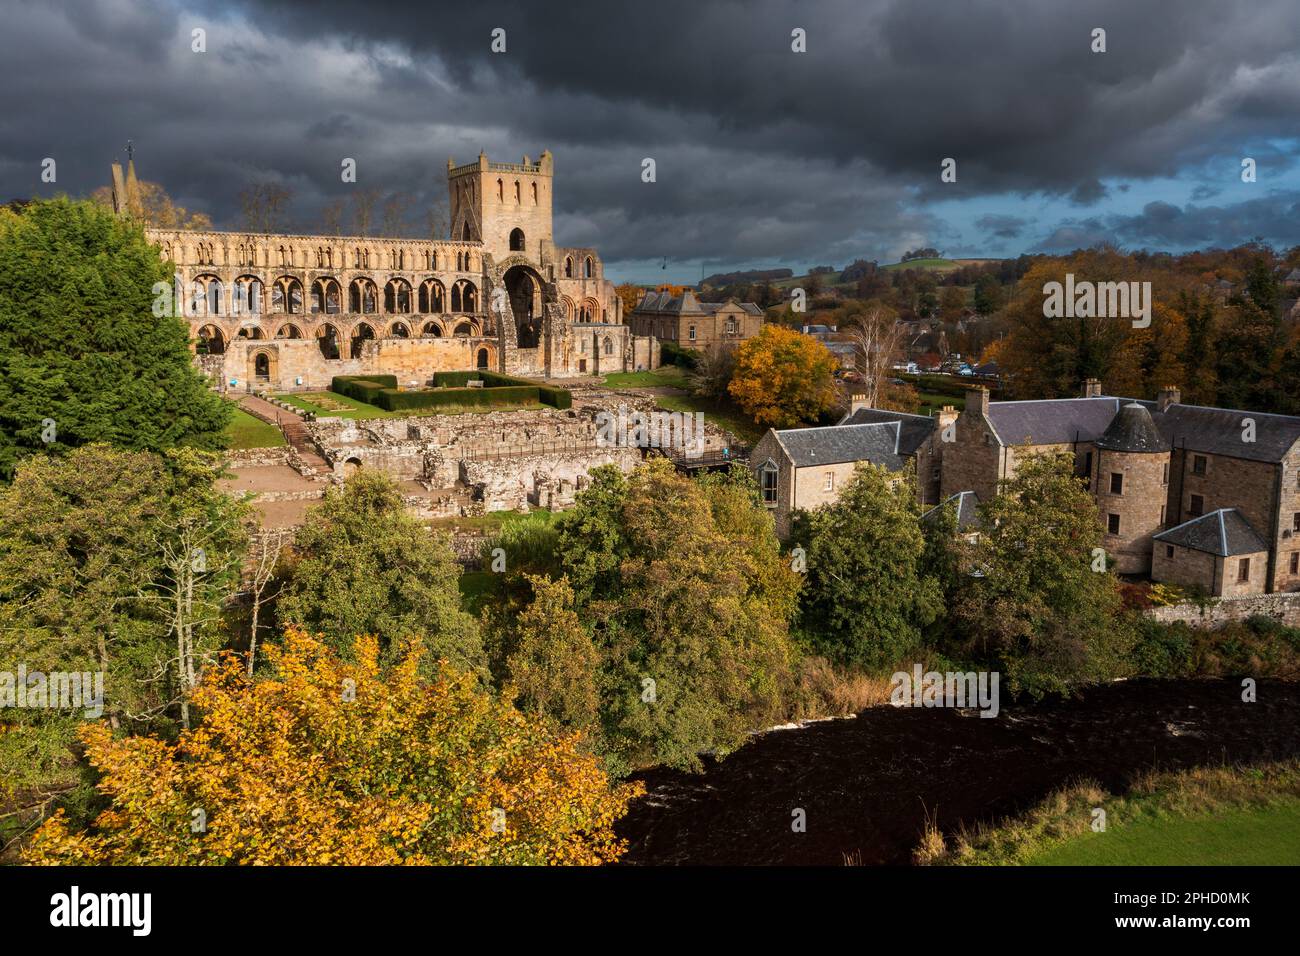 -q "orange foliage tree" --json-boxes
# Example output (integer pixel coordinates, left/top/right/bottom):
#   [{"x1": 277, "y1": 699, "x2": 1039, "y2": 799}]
[
  {"x1": 728, "y1": 324, "x2": 838, "y2": 428},
  {"x1": 26, "y1": 630, "x2": 640, "y2": 866}
]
